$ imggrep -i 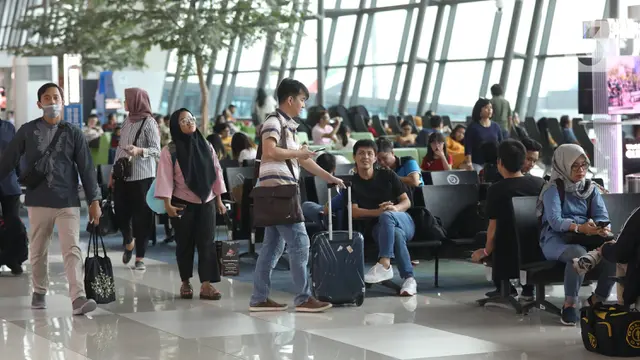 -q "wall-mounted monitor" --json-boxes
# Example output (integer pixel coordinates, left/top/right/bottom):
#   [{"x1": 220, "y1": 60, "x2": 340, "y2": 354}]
[{"x1": 607, "y1": 56, "x2": 640, "y2": 115}]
